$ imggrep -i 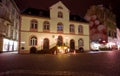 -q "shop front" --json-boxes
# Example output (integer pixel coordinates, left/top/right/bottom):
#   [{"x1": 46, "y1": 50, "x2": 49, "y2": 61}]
[{"x1": 2, "y1": 38, "x2": 18, "y2": 52}]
